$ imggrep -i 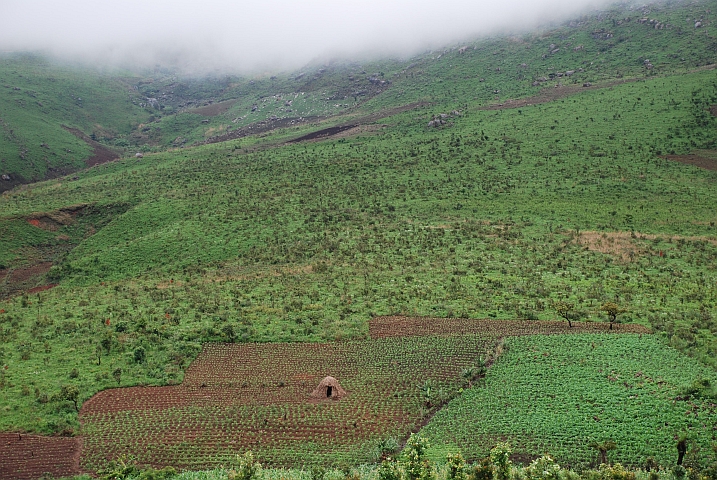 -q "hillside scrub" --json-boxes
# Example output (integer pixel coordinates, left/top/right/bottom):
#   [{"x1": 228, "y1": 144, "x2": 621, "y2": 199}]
[{"x1": 1, "y1": 68, "x2": 717, "y2": 437}]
